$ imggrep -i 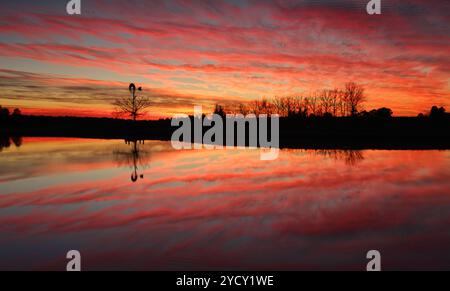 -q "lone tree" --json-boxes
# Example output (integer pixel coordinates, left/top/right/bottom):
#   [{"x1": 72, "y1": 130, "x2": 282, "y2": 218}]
[{"x1": 114, "y1": 83, "x2": 151, "y2": 121}]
